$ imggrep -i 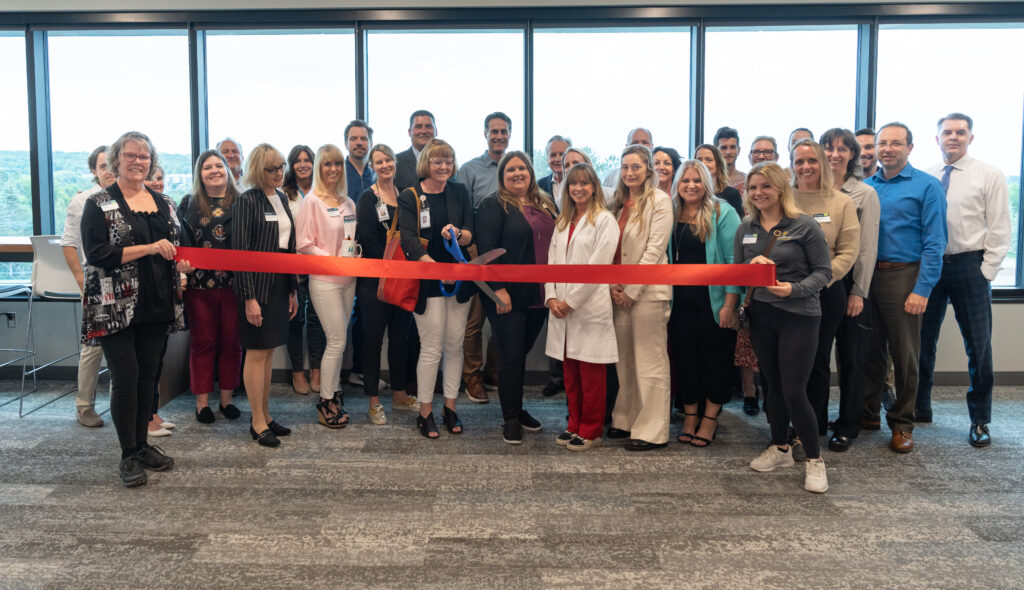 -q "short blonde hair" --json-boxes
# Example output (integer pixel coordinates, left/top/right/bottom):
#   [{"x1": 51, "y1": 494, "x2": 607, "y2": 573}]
[
  {"x1": 743, "y1": 162, "x2": 802, "y2": 222},
  {"x1": 789, "y1": 138, "x2": 834, "y2": 190},
  {"x1": 241, "y1": 143, "x2": 285, "y2": 190},
  {"x1": 312, "y1": 144, "x2": 347, "y2": 198},
  {"x1": 416, "y1": 139, "x2": 458, "y2": 179}
]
